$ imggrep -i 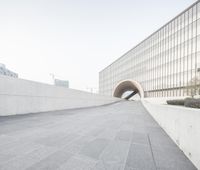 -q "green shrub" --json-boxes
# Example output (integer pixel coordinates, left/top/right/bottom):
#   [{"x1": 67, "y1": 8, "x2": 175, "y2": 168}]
[
  {"x1": 166, "y1": 99, "x2": 185, "y2": 106},
  {"x1": 166, "y1": 98, "x2": 200, "y2": 109},
  {"x1": 184, "y1": 98, "x2": 200, "y2": 109}
]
